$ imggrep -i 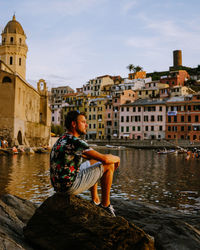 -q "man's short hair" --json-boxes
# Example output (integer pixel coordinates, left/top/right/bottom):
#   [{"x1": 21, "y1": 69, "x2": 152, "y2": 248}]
[{"x1": 65, "y1": 111, "x2": 85, "y2": 130}]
